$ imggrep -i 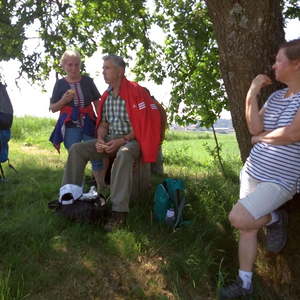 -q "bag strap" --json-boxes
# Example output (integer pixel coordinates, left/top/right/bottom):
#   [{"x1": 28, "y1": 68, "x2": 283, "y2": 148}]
[
  {"x1": 0, "y1": 163, "x2": 4, "y2": 180},
  {"x1": 8, "y1": 159, "x2": 17, "y2": 173},
  {"x1": 163, "y1": 179, "x2": 186, "y2": 229},
  {"x1": 173, "y1": 190, "x2": 186, "y2": 229}
]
